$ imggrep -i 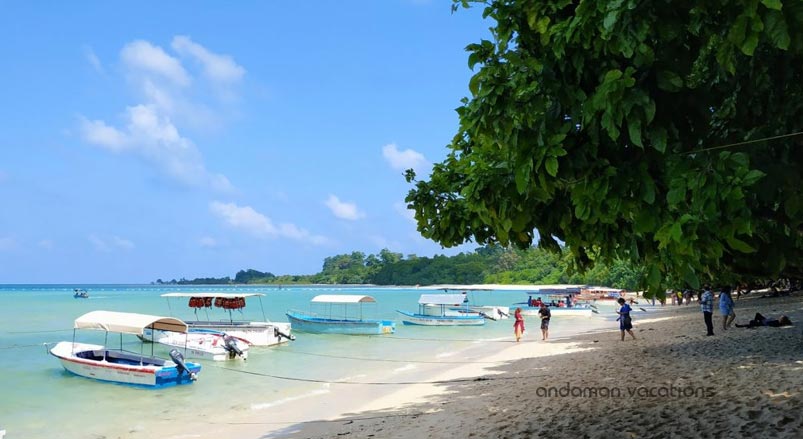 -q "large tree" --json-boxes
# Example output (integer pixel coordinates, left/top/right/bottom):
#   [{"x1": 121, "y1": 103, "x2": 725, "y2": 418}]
[{"x1": 406, "y1": 0, "x2": 803, "y2": 295}]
